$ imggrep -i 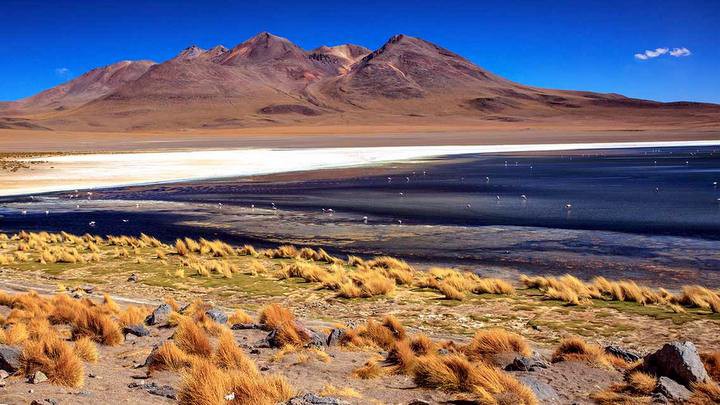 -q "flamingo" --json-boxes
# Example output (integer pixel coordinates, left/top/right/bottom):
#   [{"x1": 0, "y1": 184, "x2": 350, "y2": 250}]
[
  {"x1": 362, "y1": 216, "x2": 368, "y2": 224},
  {"x1": 496, "y1": 195, "x2": 501, "y2": 201},
  {"x1": 21, "y1": 210, "x2": 27, "y2": 215},
  {"x1": 44, "y1": 210, "x2": 49, "y2": 215},
  {"x1": 520, "y1": 195, "x2": 528, "y2": 200},
  {"x1": 89, "y1": 221, "x2": 96, "y2": 227},
  {"x1": 397, "y1": 220, "x2": 402, "y2": 225},
  {"x1": 564, "y1": 203, "x2": 572, "y2": 210},
  {"x1": 465, "y1": 203, "x2": 472, "y2": 209},
  {"x1": 122, "y1": 219, "x2": 129, "y2": 223}
]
